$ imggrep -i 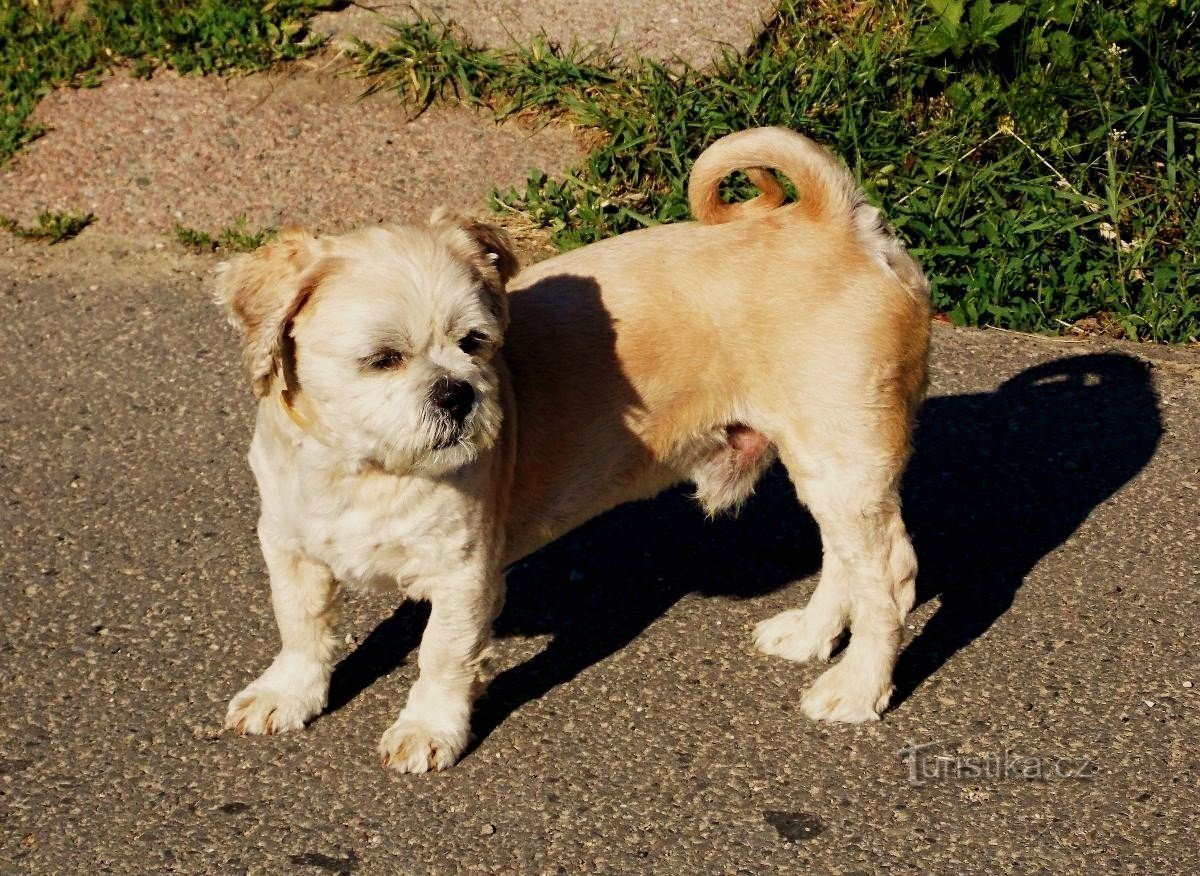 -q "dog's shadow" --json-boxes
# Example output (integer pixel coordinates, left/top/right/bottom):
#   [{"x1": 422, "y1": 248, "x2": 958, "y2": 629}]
[{"x1": 327, "y1": 352, "x2": 1161, "y2": 739}]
